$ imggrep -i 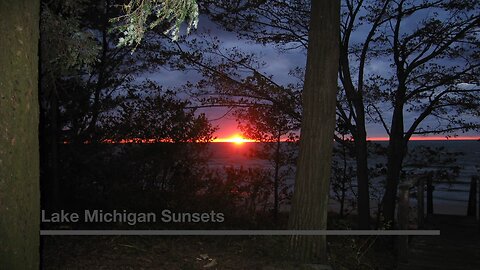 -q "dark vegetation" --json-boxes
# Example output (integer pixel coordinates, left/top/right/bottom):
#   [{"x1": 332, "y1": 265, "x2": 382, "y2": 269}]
[{"x1": 32, "y1": 0, "x2": 480, "y2": 268}]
